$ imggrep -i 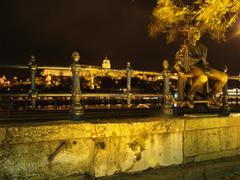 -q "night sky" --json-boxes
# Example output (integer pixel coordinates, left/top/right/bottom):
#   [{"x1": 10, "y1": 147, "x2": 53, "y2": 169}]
[{"x1": 1, "y1": 0, "x2": 240, "y2": 74}]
